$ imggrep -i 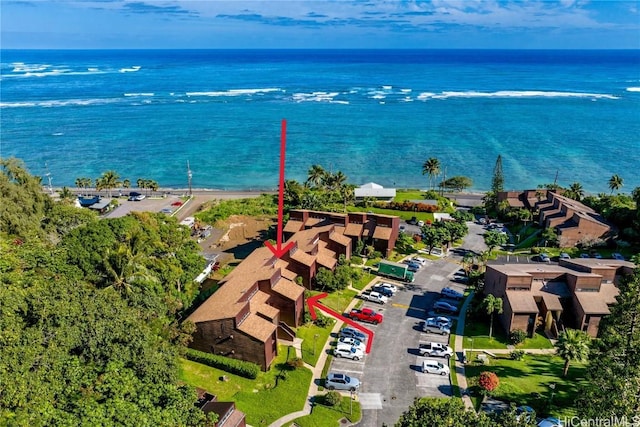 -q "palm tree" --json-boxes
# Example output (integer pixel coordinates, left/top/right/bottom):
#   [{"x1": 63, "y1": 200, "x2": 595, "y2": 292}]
[
  {"x1": 566, "y1": 182, "x2": 584, "y2": 201},
  {"x1": 555, "y1": 329, "x2": 591, "y2": 377},
  {"x1": 306, "y1": 165, "x2": 327, "y2": 189},
  {"x1": 608, "y1": 174, "x2": 623, "y2": 195},
  {"x1": 482, "y1": 294, "x2": 503, "y2": 339},
  {"x1": 122, "y1": 179, "x2": 131, "y2": 189},
  {"x1": 339, "y1": 183, "x2": 356, "y2": 212},
  {"x1": 327, "y1": 171, "x2": 347, "y2": 191},
  {"x1": 58, "y1": 186, "x2": 75, "y2": 203},
  {"x1": 98, "y1": 170, "x2": 121, "y2": 198},
  {"x1": 422, "y1": 157, "x2": 440, "y2": 191}
]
